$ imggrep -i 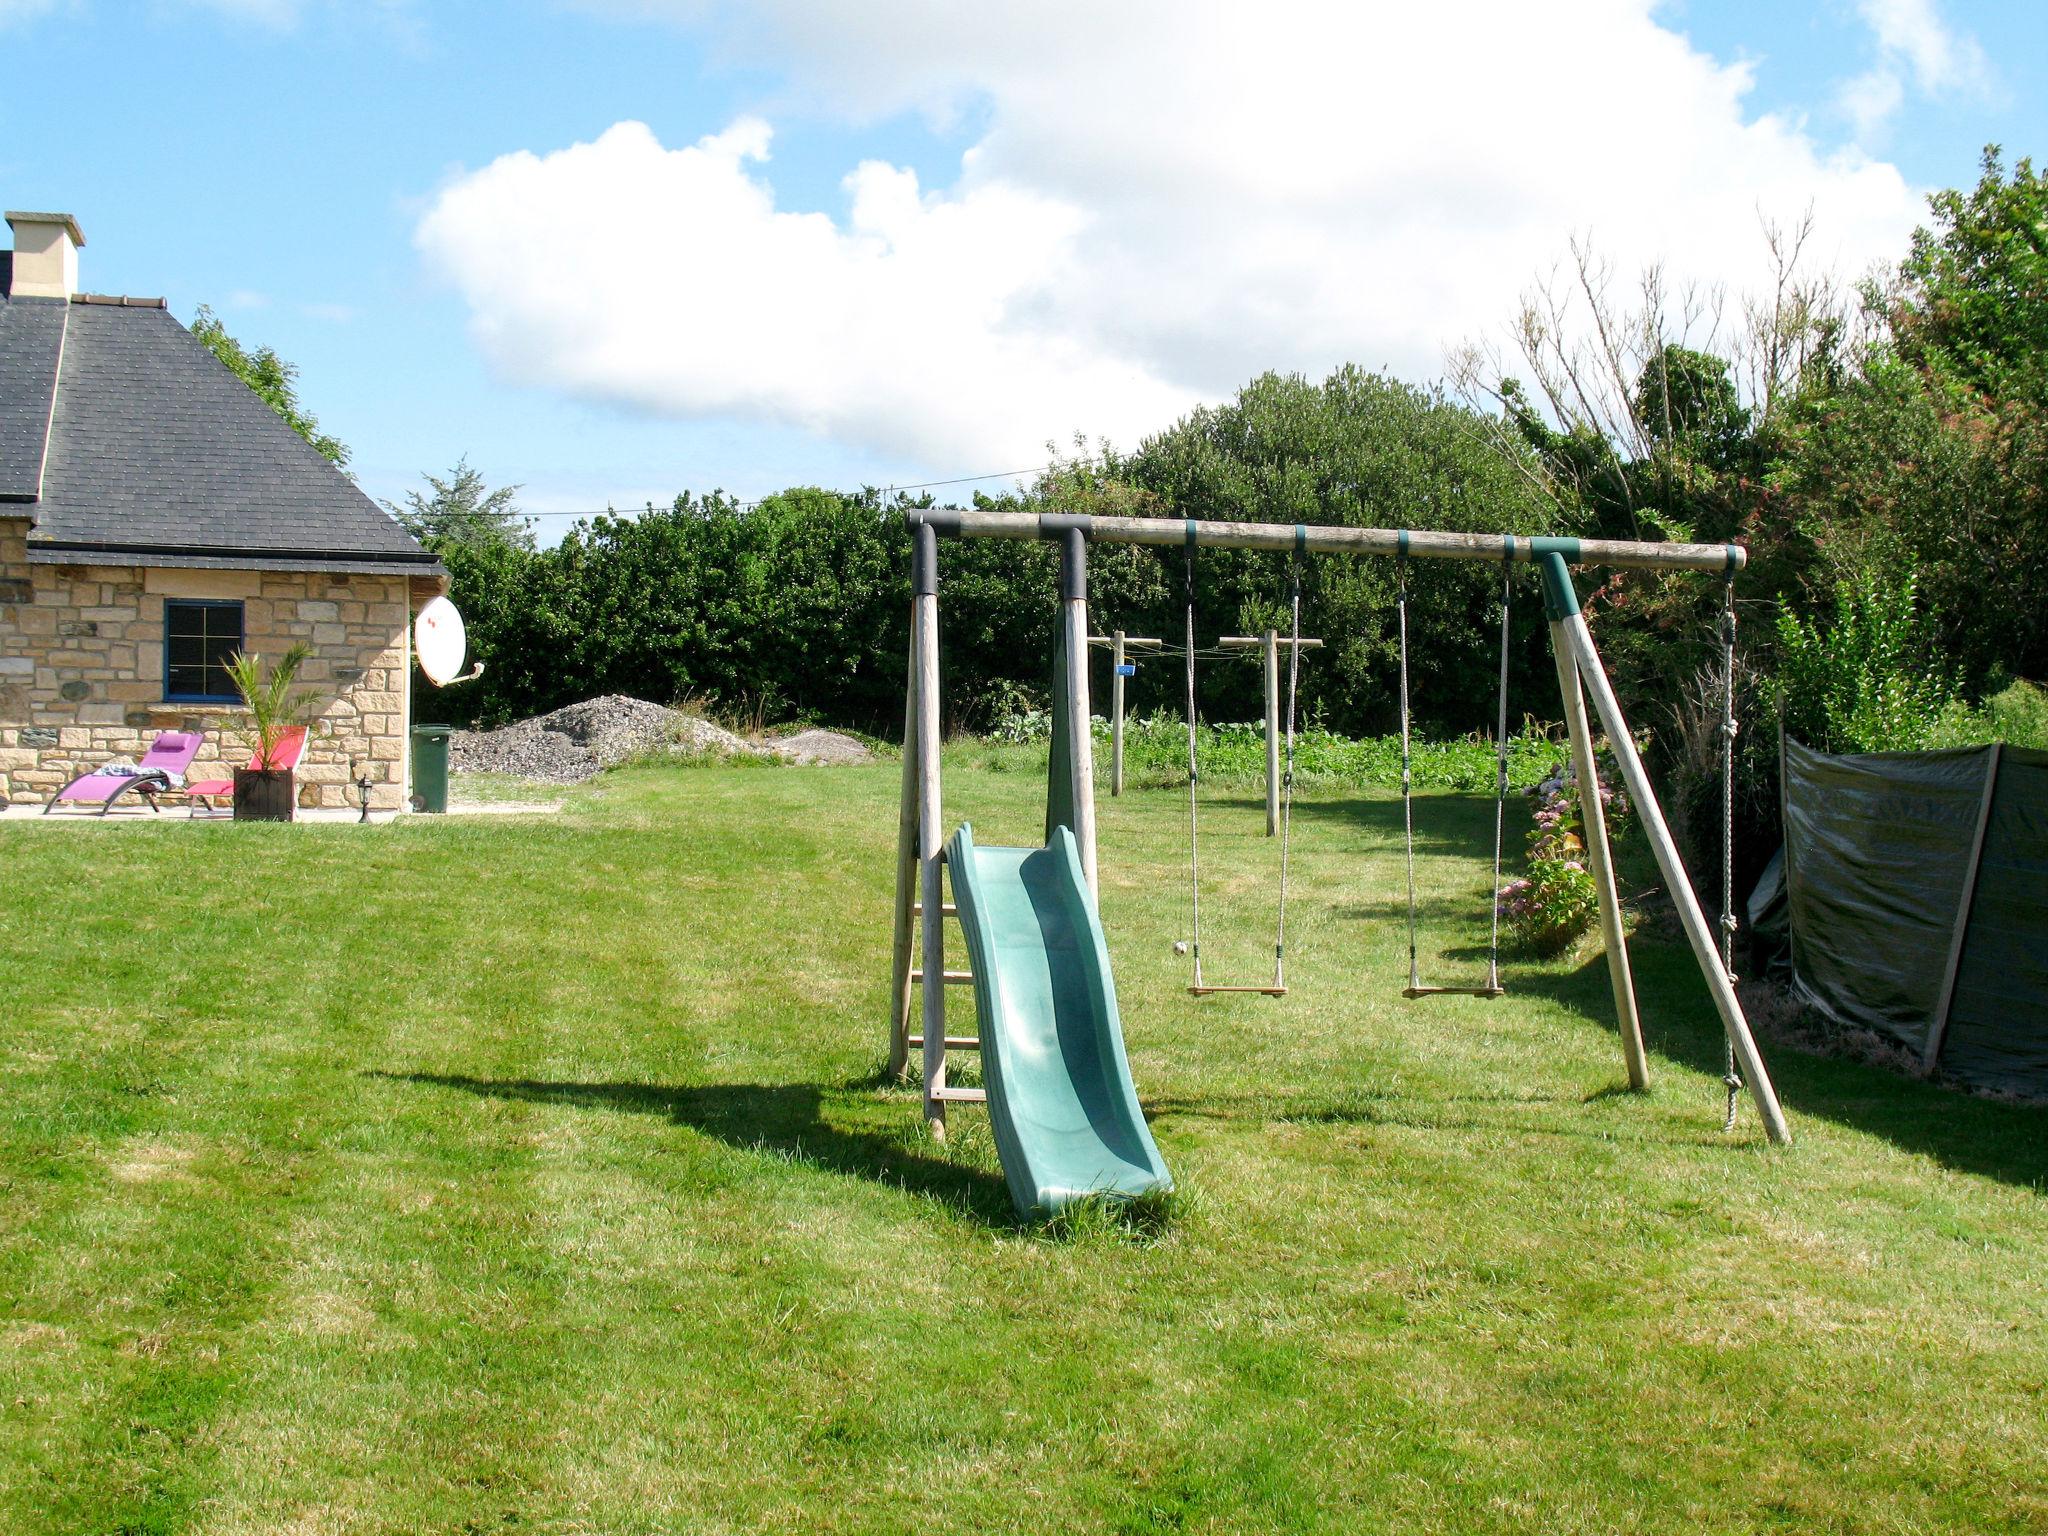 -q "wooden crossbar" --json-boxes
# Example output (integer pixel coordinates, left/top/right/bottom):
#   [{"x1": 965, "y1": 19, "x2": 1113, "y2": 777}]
[
  {"x1": 903, "y1": 508, "x2": 1747, "y2": 574},
  {"x1": 908, "y1": 1035, "x2": 981, "y2": 1051},
  {"x1": 930, "y1": 1086, "x2": 987, "y2": 1103},
  {"x1": 910, "y1": 969, "x2": 975, "y2": 986}
]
